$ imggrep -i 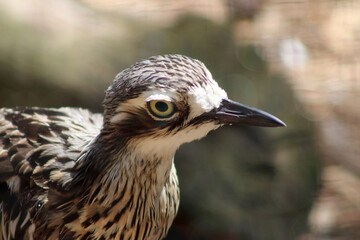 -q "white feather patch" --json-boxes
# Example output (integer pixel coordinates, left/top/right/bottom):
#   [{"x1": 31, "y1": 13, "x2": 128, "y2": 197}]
[{"x1": 6, "y1": 176, "x2": 21, "y2": 193}]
